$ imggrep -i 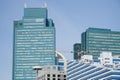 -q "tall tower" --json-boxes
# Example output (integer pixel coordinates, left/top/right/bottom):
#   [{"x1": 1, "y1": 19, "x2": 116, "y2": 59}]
[{"x1": 13, "y1": 7, "x2": 56, "y2": 80}]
